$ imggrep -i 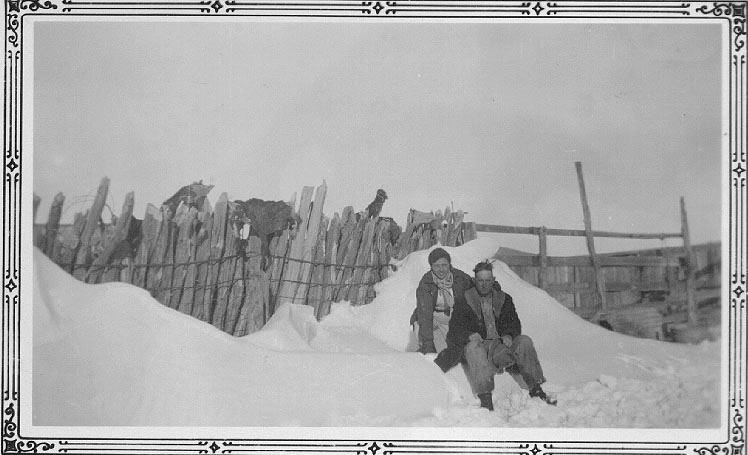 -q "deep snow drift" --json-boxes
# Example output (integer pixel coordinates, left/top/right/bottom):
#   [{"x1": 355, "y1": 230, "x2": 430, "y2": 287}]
[{"x1": 32, "y1": 238, "x2": 721, "y2": 427}]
